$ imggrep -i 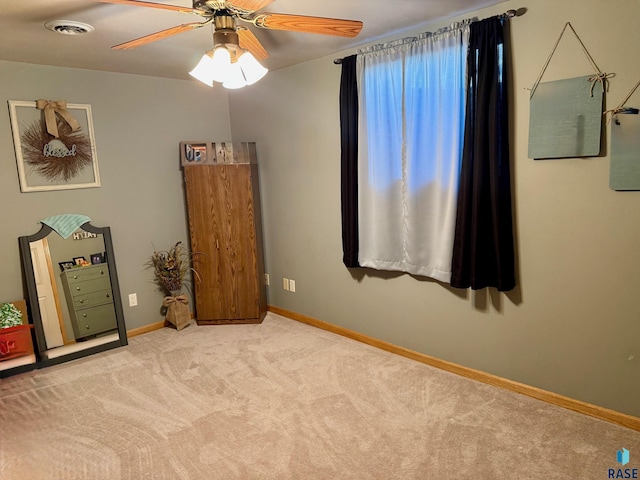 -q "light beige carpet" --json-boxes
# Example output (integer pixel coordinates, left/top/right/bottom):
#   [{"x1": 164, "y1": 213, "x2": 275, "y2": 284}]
[{"x1": 0, "y1": 312, "x2": 638, "y2": 479}]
